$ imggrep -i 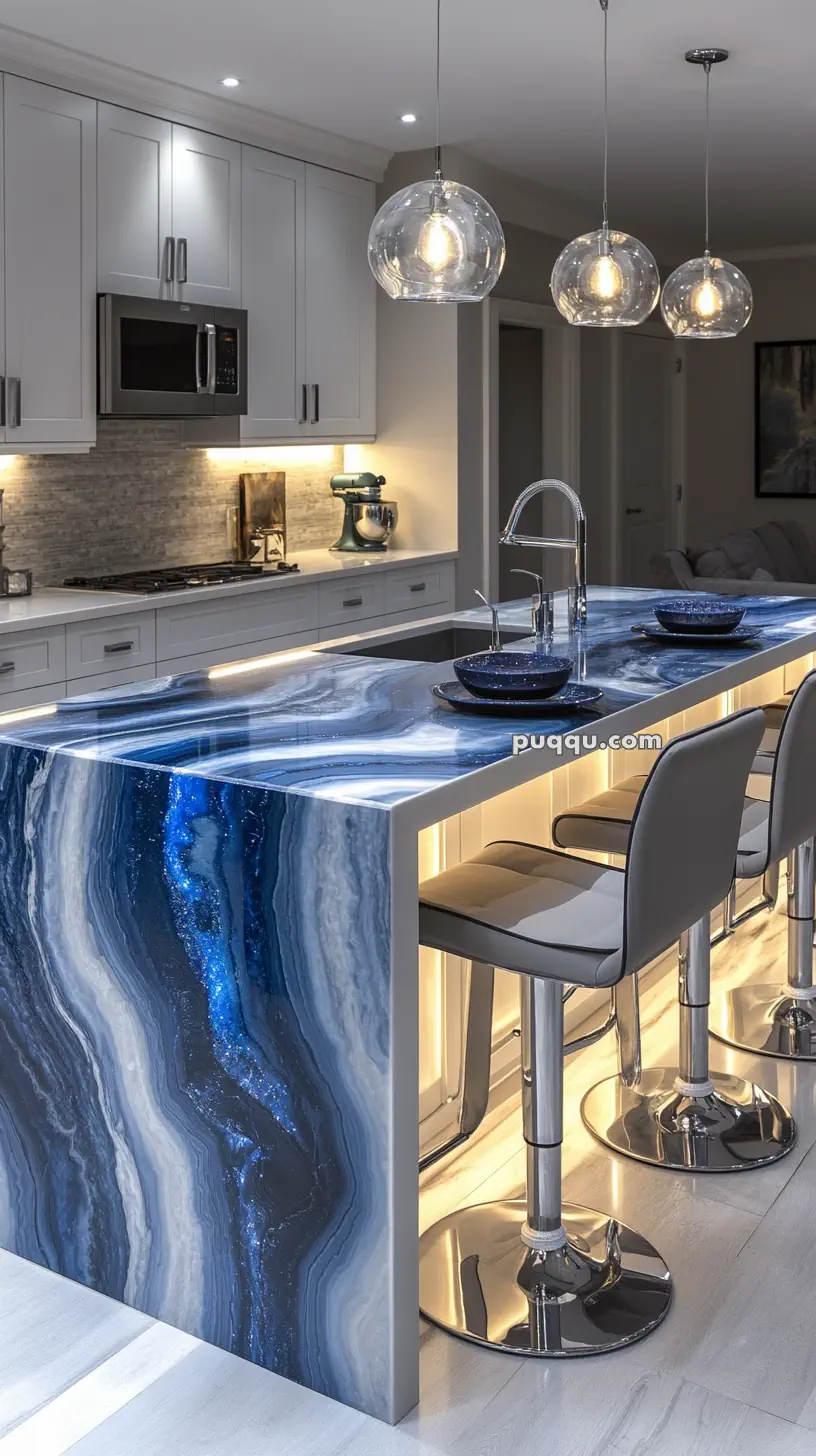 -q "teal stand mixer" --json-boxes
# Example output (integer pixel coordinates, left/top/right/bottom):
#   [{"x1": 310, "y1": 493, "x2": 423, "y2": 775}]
[{"x1": 330, "y1": 472, "x2": 399, "y2": 552}]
